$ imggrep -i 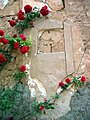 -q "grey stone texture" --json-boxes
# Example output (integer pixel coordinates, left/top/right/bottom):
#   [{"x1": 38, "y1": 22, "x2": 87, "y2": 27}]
[
  {"x1": 0, "y1": 84, "x2": 36, "y2": 120},
  {"x1": 57, "y1": 83, "x2": 90, "y2": 120}
]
